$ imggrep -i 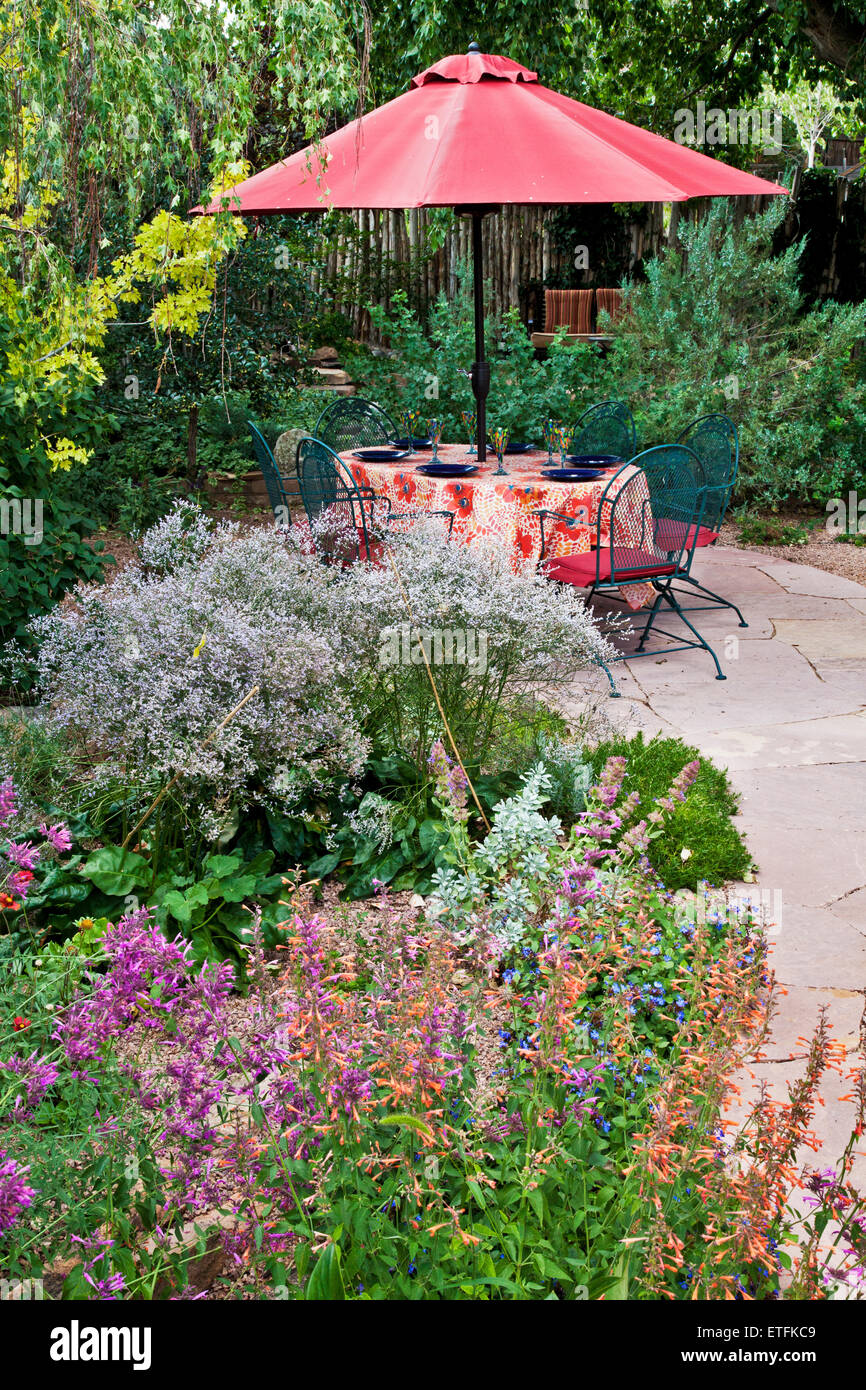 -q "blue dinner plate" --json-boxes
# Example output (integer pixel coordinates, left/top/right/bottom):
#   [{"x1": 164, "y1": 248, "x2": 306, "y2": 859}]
[
  {"x1": 541, "y1": 467, "x2": 605, "y2": 481},
  {"x1": 390, "y1": 436, "x2": 432, "y2": 450},
  {"x1": 415, "y1": 463, "x2": 478, "y2": 478},
  {"x1": 565, "y1": 454, "x2": 623, "y2": 467},
  {"x1": 503, "y1": 441, "x2": 536, "y2": 454},
  {"x1": 352, "y1": 447, "x2": 411, "y2": 462}
]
